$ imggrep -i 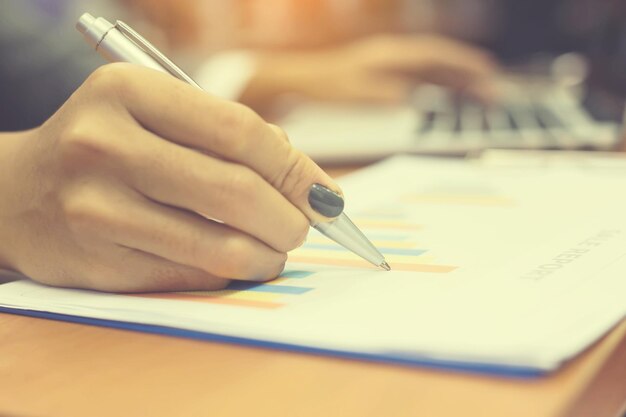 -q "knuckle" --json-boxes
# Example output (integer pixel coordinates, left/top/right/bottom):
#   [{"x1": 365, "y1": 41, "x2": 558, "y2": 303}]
[
  {"x1": 246, "y1": 252, "x2": 288, "y2": 282},
  {"x1": 84, "y1": 63, "x2": 133, "y2": 95},
  {"x1": 60, "y1": 122, "x2": 101, "y2": 160},
  {"x1": 62, "y1": 187, "x2": 110, "y2": 235},
  {"x1": 214, "y1": 103, "x2": 262, "y2": 155},
  {"x1": 59, "y1": 120, "x2": 123, "y2": 168},
  {"x1": 205, "y1": 236, "x2": 286, "y2": 281},
  {"x1": 211, "y1": 236, "x2": 254, "y2": 278},
  {"x1": 252, "y1": 257, "x2": 287, "y2": 283},
  {"x1": 272, "y1": 149, "x2": 316, "y2": 198}
]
